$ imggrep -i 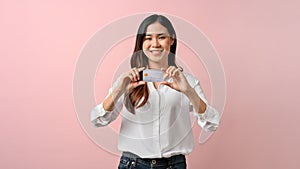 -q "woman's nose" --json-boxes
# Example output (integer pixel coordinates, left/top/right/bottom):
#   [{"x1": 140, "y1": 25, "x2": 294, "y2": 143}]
[{"x1": 151, "y1": 38, "x2": 161, "y2": 47}]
